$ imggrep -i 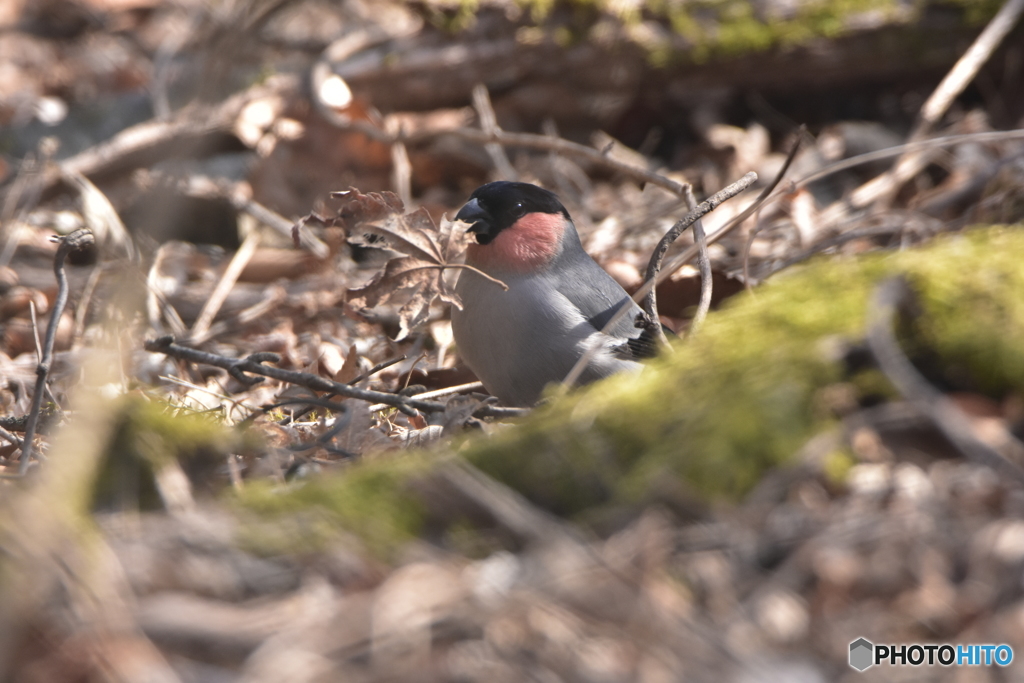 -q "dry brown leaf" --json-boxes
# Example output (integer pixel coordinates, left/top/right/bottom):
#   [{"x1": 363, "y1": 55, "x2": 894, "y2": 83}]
[
  {"x1": 293, "y1": 188, "x2": 503, "y2": 340},
  {"x1": 345, "y1": 194, "x2": 501, "y2": 340},
  {"x1": 335, "y1": 343, "x2": 360, "y2": 384},
  {"x1": 330, "y1": 400, "x2": 393, "y2": 456},
  {"x1": 333, "y1": 188, "x2": 406, "y2": 228}
]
